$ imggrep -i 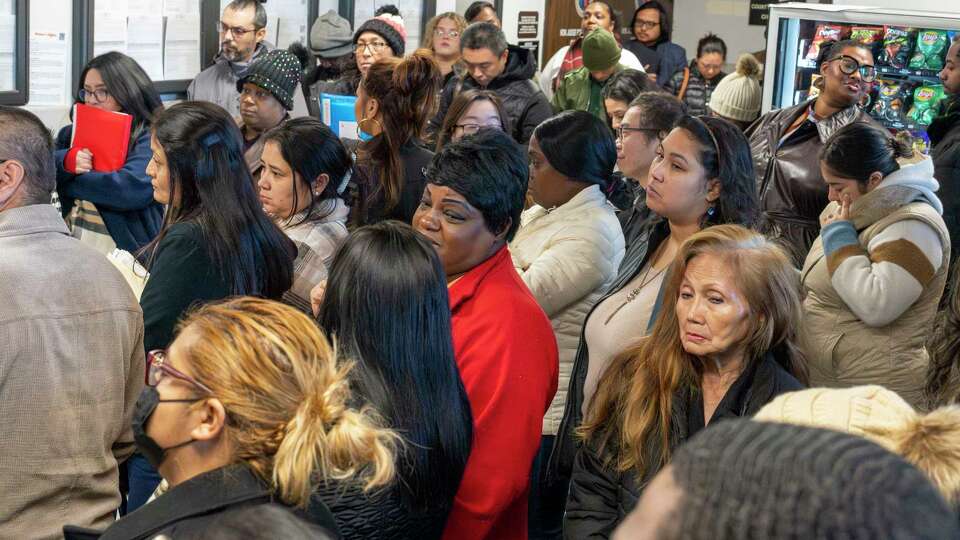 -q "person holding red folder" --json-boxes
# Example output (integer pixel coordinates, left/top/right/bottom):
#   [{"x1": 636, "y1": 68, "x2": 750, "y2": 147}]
[{"x1": 55, "y1": 52, "x2": 164, "y2": 255}]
